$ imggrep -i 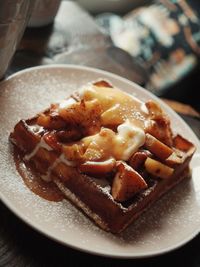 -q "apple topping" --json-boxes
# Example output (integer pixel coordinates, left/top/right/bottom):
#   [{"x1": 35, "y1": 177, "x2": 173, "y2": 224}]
[
  {"x1": 145, "y1": 100, "x2": 173, "y2": 146},
  {"x1": 144, "y1": 133, "x2": 173, "y2": 161},
  {"x1": 111, "y1": 161, "x2": 147, "y2": 202},
  {"x1": 37, "y1": 113, "x2": 67, "y2": 129},
  {"x1": 129, "y1": 150, "x2": 152, "y2": 170},
  {"x1": 100, "y1": 103, "x2": 124, "y2": 126},
  {"x1": 81, "y1": 121, "x2": 145, "y2": 162},
  {"x1": 79, "y1": 158, "x2": 116, "y2": 177},
  {"x1": 56, "y1": 129, "x2": 83, "y2": 143},
  {"x1": 93, "y1": 80, "x2": 113, "y2": 88},
  {"x1": 144, "y1": 157, "x2": 174, "y2": 179},
  {"x1": 63, "y1": 143, "x2": 85, "y2": 162},
  {"x1": 59, "y1": 99, "x2": 102, "y2": 135}
]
